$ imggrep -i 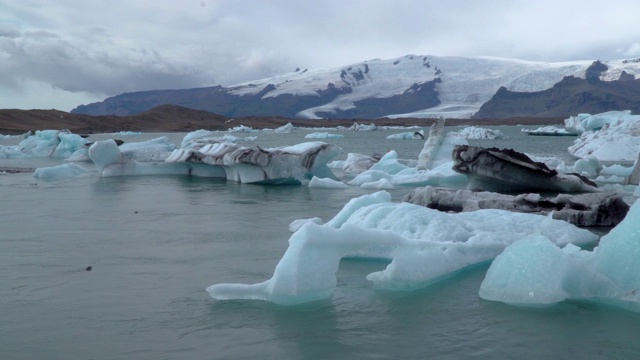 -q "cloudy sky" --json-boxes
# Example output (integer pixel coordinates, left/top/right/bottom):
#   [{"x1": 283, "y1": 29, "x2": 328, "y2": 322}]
[{"x1": 2, "y1": 0, "x2": 640, "y2": 111}]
